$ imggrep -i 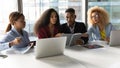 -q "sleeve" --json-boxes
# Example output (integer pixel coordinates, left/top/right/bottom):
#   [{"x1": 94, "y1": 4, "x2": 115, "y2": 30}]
[
  {"x1": 80, "y1": 23, "x2": 88, "y2": 44},
  {"x1": 0, "y1": 33, "x2": 15, "y2": 51},
  {"x1": 0, "y1": 42, "x2": 10, "y2": 51},
  {"x1": 59, "y1": 25, "x2": 64, "y2": 33},
  {"x1": 87, "y1": 26, "x2": 94, "y2": 41},
  {"x1": 111, "y1": 24, "x2": 116, "y2": 30},
  {"x1": 81, "y1": 23, "x2": 87, "y2": 33}
]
